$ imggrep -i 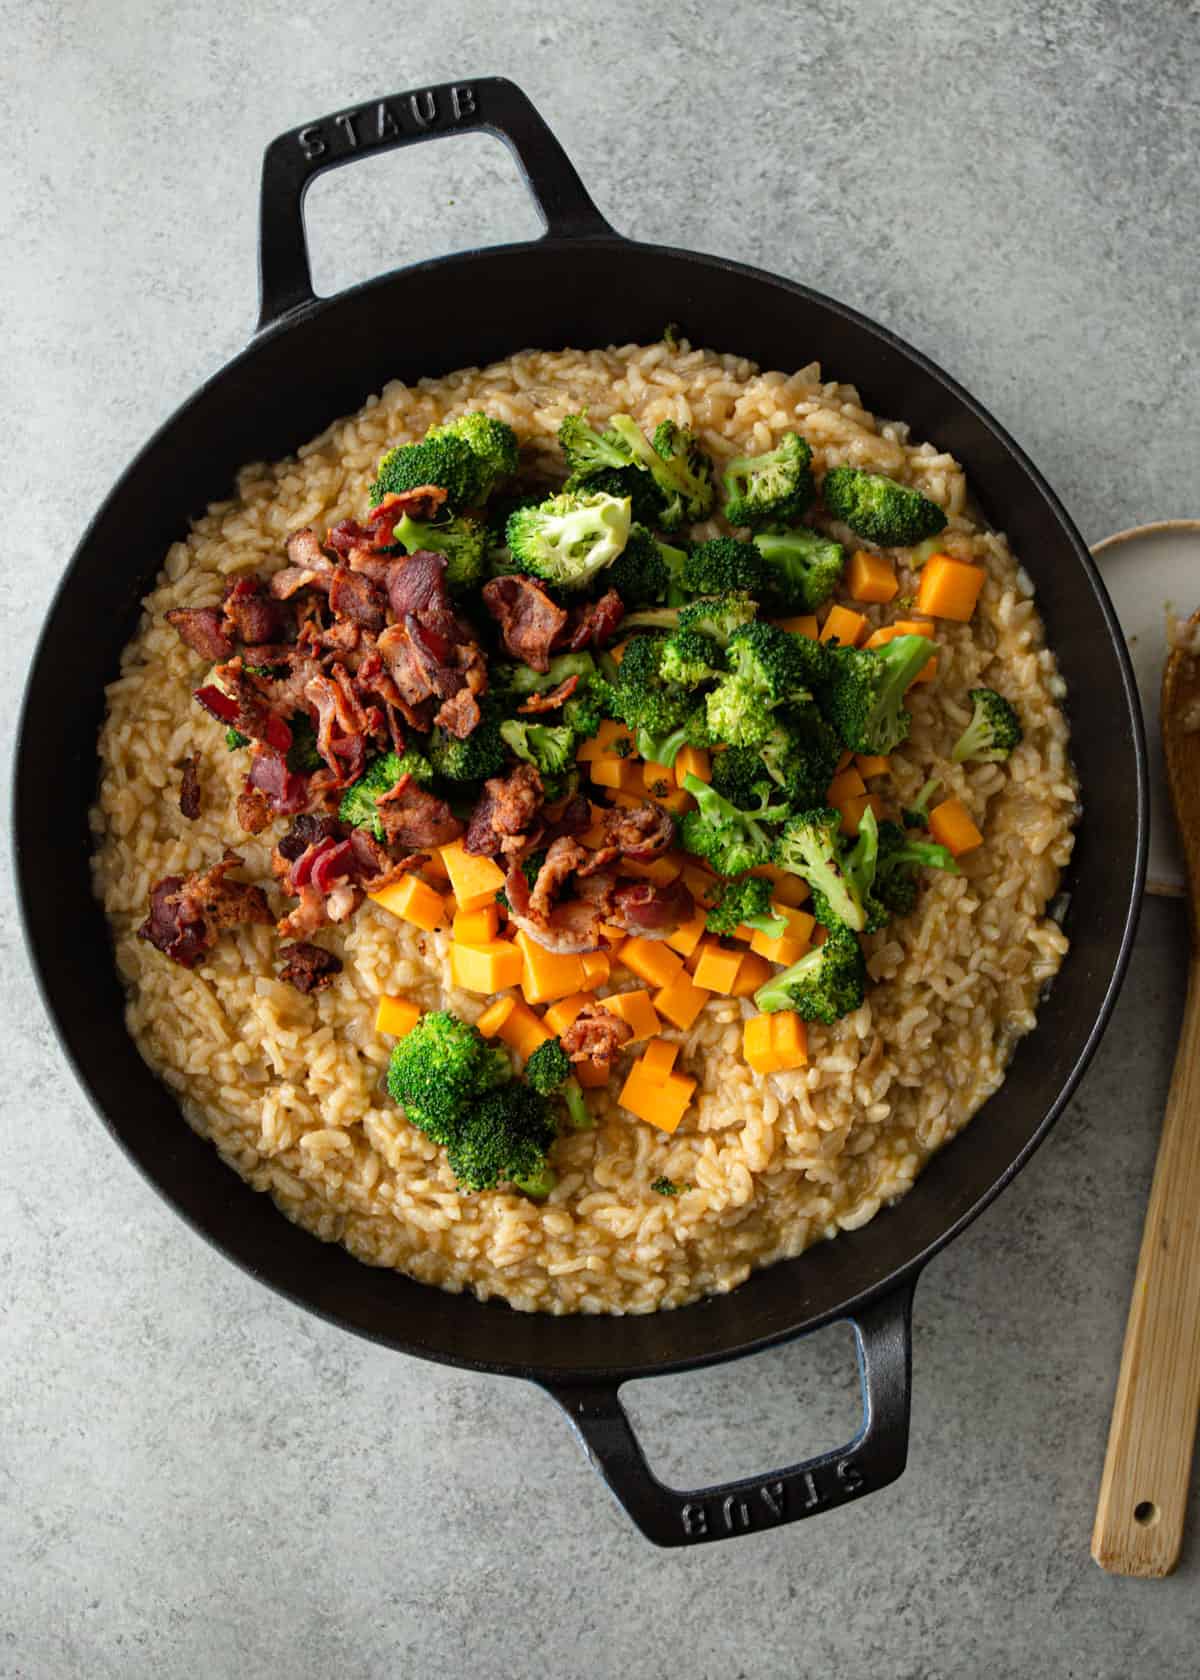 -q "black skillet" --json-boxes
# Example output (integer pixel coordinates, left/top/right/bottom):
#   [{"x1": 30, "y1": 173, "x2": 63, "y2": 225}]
[{"x1": 14, "y1": 78, "x2": 1147, "y2": 1546}]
